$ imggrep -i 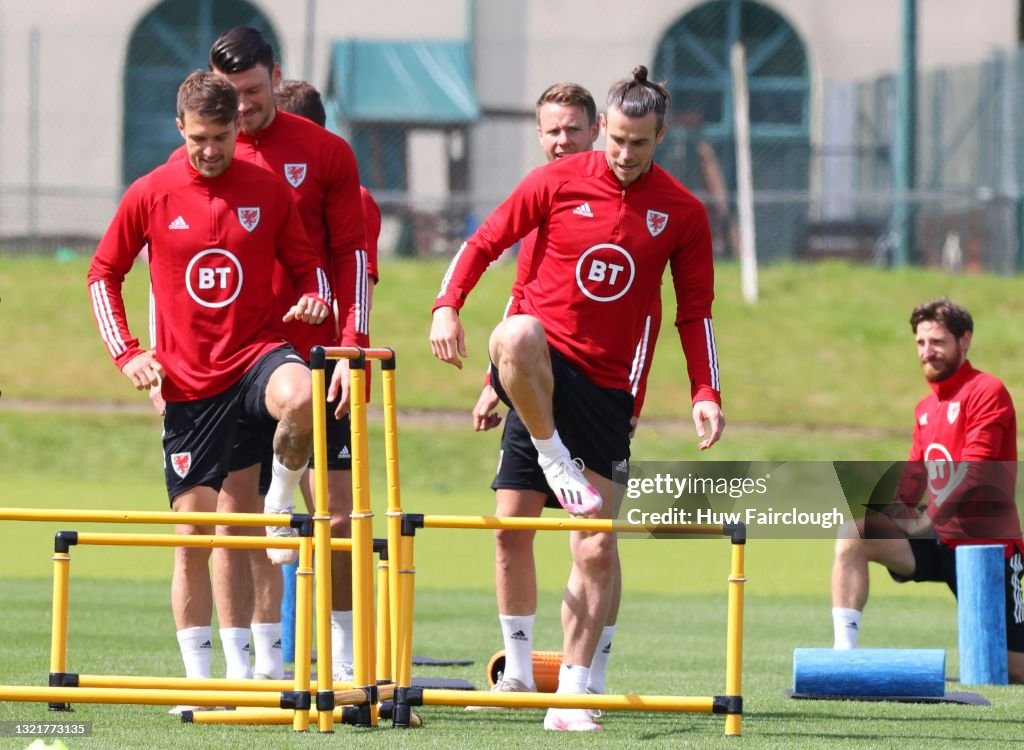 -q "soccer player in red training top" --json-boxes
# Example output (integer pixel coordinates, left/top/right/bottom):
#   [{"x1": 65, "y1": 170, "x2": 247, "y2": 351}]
[
  {"x1": 87, "y1": 71, "x2": 330, "y2": 695},
  {"x1": 198, "y1": 28, "x2": 368, "y2": 685},
  {"x1": 467, "y1": 82, "x2": 660, "y2": 706},
  {"x1": 431, "y1": 66, "x2": 725, "y2": 731},
  {"x1": 831, "y1": 298, "x2": 1024, "y2": 682}
]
